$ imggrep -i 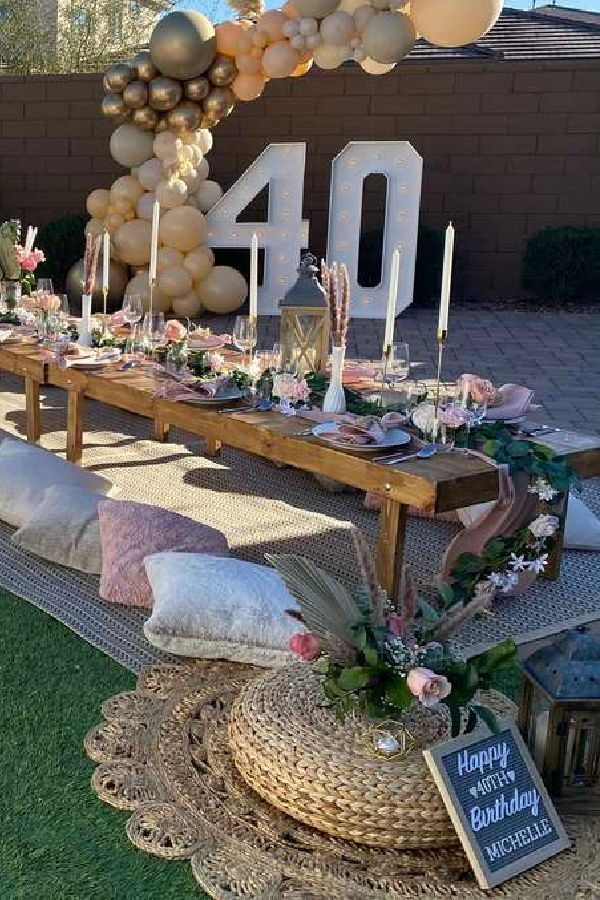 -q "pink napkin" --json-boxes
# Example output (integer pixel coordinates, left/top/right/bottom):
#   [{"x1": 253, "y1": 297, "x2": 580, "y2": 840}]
[
  {"x1": 485, "y1": 384, "x2": 534, "y2": 421},
  {"x1": 153, "y1": 374, "x2": 230, "y2": 401},
  {"x1": 187, "y1": 334, "x2": 230, "y2": 350},
  {"x1": 109, "y1": 310, "x2": 126, "y2": 327}
]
